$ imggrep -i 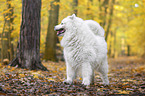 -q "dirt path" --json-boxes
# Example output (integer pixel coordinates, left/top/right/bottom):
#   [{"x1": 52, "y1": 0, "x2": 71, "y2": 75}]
[{"x1": 0, "y1": 57, "x2": 144, "y2": 95}]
